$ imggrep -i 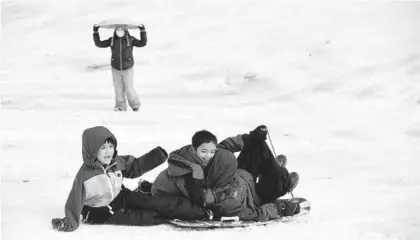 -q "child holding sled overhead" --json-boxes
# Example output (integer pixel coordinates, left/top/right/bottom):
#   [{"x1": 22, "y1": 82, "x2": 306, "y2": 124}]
[
  {"x1": 93, "y1": 23, "x2": 147, "y2": 112},
  {"x1": 51, "y1": 126, "x2": 209, "y2": 232},
  {"x1": 150, "y1": 125, "x2": 301, "y2": 222}
]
